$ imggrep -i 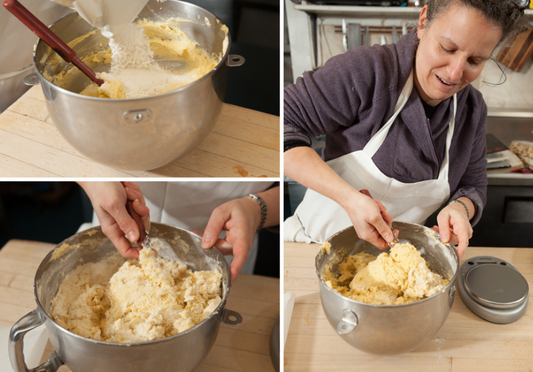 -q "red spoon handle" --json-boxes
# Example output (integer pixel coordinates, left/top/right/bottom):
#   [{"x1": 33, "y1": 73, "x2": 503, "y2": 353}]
[
  {"x1": 72, "y1": 56, "x2": 103, "y2": 85},
  {"x1": 3, "y1": 0, "x2": 104, "y2": 86}
]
